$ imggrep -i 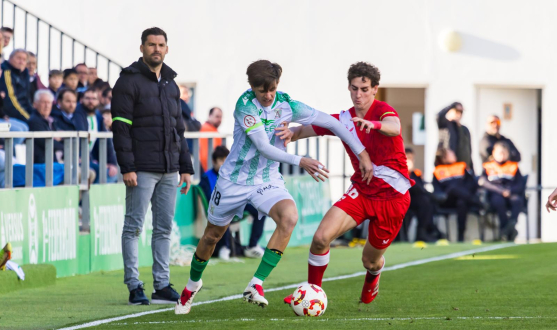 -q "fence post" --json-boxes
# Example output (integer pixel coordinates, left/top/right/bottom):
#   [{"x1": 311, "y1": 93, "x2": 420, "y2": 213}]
[
  {"x1": 5, "y1": 137, "x2": 13, "y2": 188},
  {"x1": 193, "y1": 138, "x2": 200, "y2": 182},
  {"x1": 25, "y1": 138, "x2": 33, "y2": 187},
  {"x1": 63, "y1": 137, "x2": 72, "y2": 185},
  {"x1": 80, "y1": 135, "x2": 90, "y2": 232},
  {"x1": 99, "y1": 138, "x2": 107, "y2": 184},
  {"x1": 45, "y1": 138, "x2": 54, "y2": 186},
  {"x1": 207, "y1": 137, "x2": 213, "y2": 171},
  {"x1": 71, "y1": 136, "x2": 79, "y2": 184}
]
